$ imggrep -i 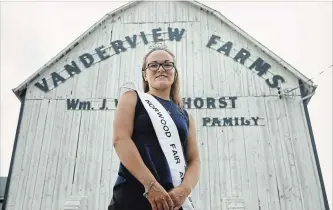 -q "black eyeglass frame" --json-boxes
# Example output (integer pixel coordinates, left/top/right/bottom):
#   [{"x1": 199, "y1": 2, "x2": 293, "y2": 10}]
[{"x1": 143, "y1": 62, "x2": 176, "y2": 72}]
